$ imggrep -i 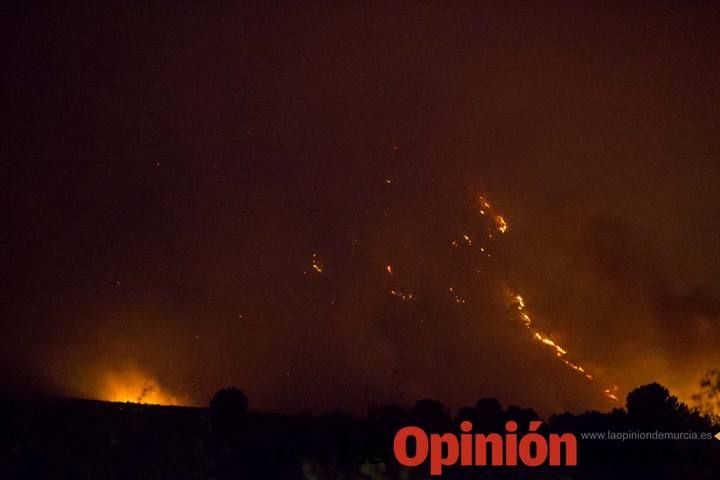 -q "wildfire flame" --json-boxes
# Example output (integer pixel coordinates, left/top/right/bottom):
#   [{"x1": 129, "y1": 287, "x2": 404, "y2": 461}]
[
  {"x1": 312, "y1": 253, "x2": 323, "y2": 273},
  {"x1": 380, "y1": 188, "x2": 620, "y2": 404},
  {"x1": 474, "y1": 194, "x2": 619, "y2": 402},
  {"x1": 477, "y1": 196, "x2": 509, "y2": 235},
  {"x1": 504, "y1": 277, "x2": 618, "y2": 401},
  {"x1": 449, "y1": 286, "x2": 467, "y2": 304},
  {"x1": 507, "y1": 290, "x2": 613, "y2": 388},
  {"x1": 390, "y1": 289, "x2": 415, "y2": 301},
  {"x1": 97, "y1": 368, "x2": 187, "y2": 406}
]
